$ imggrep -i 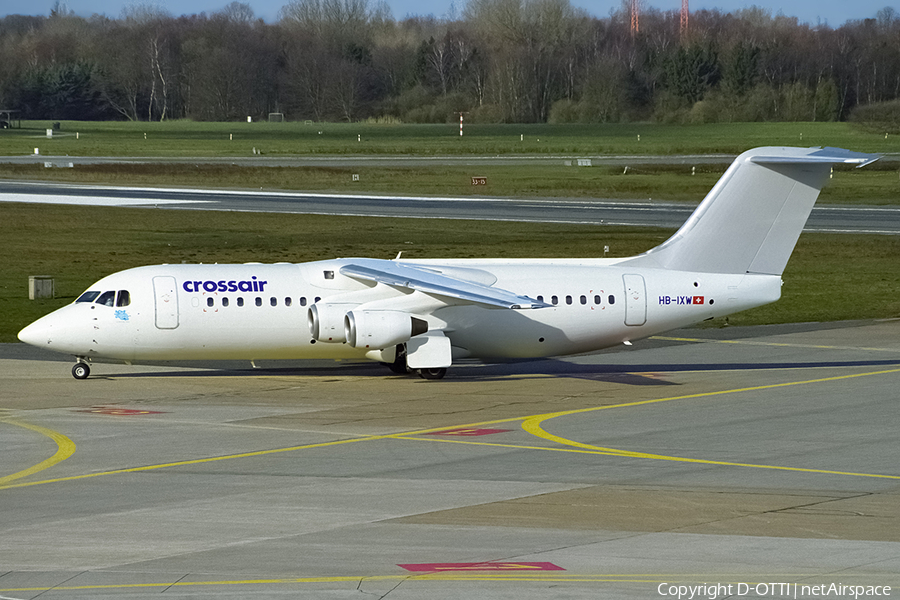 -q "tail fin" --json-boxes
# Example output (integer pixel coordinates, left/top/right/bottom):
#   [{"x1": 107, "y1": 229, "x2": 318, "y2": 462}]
[{"x1": 624, "y1": 147, "x2": 878, "y2": 275}]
